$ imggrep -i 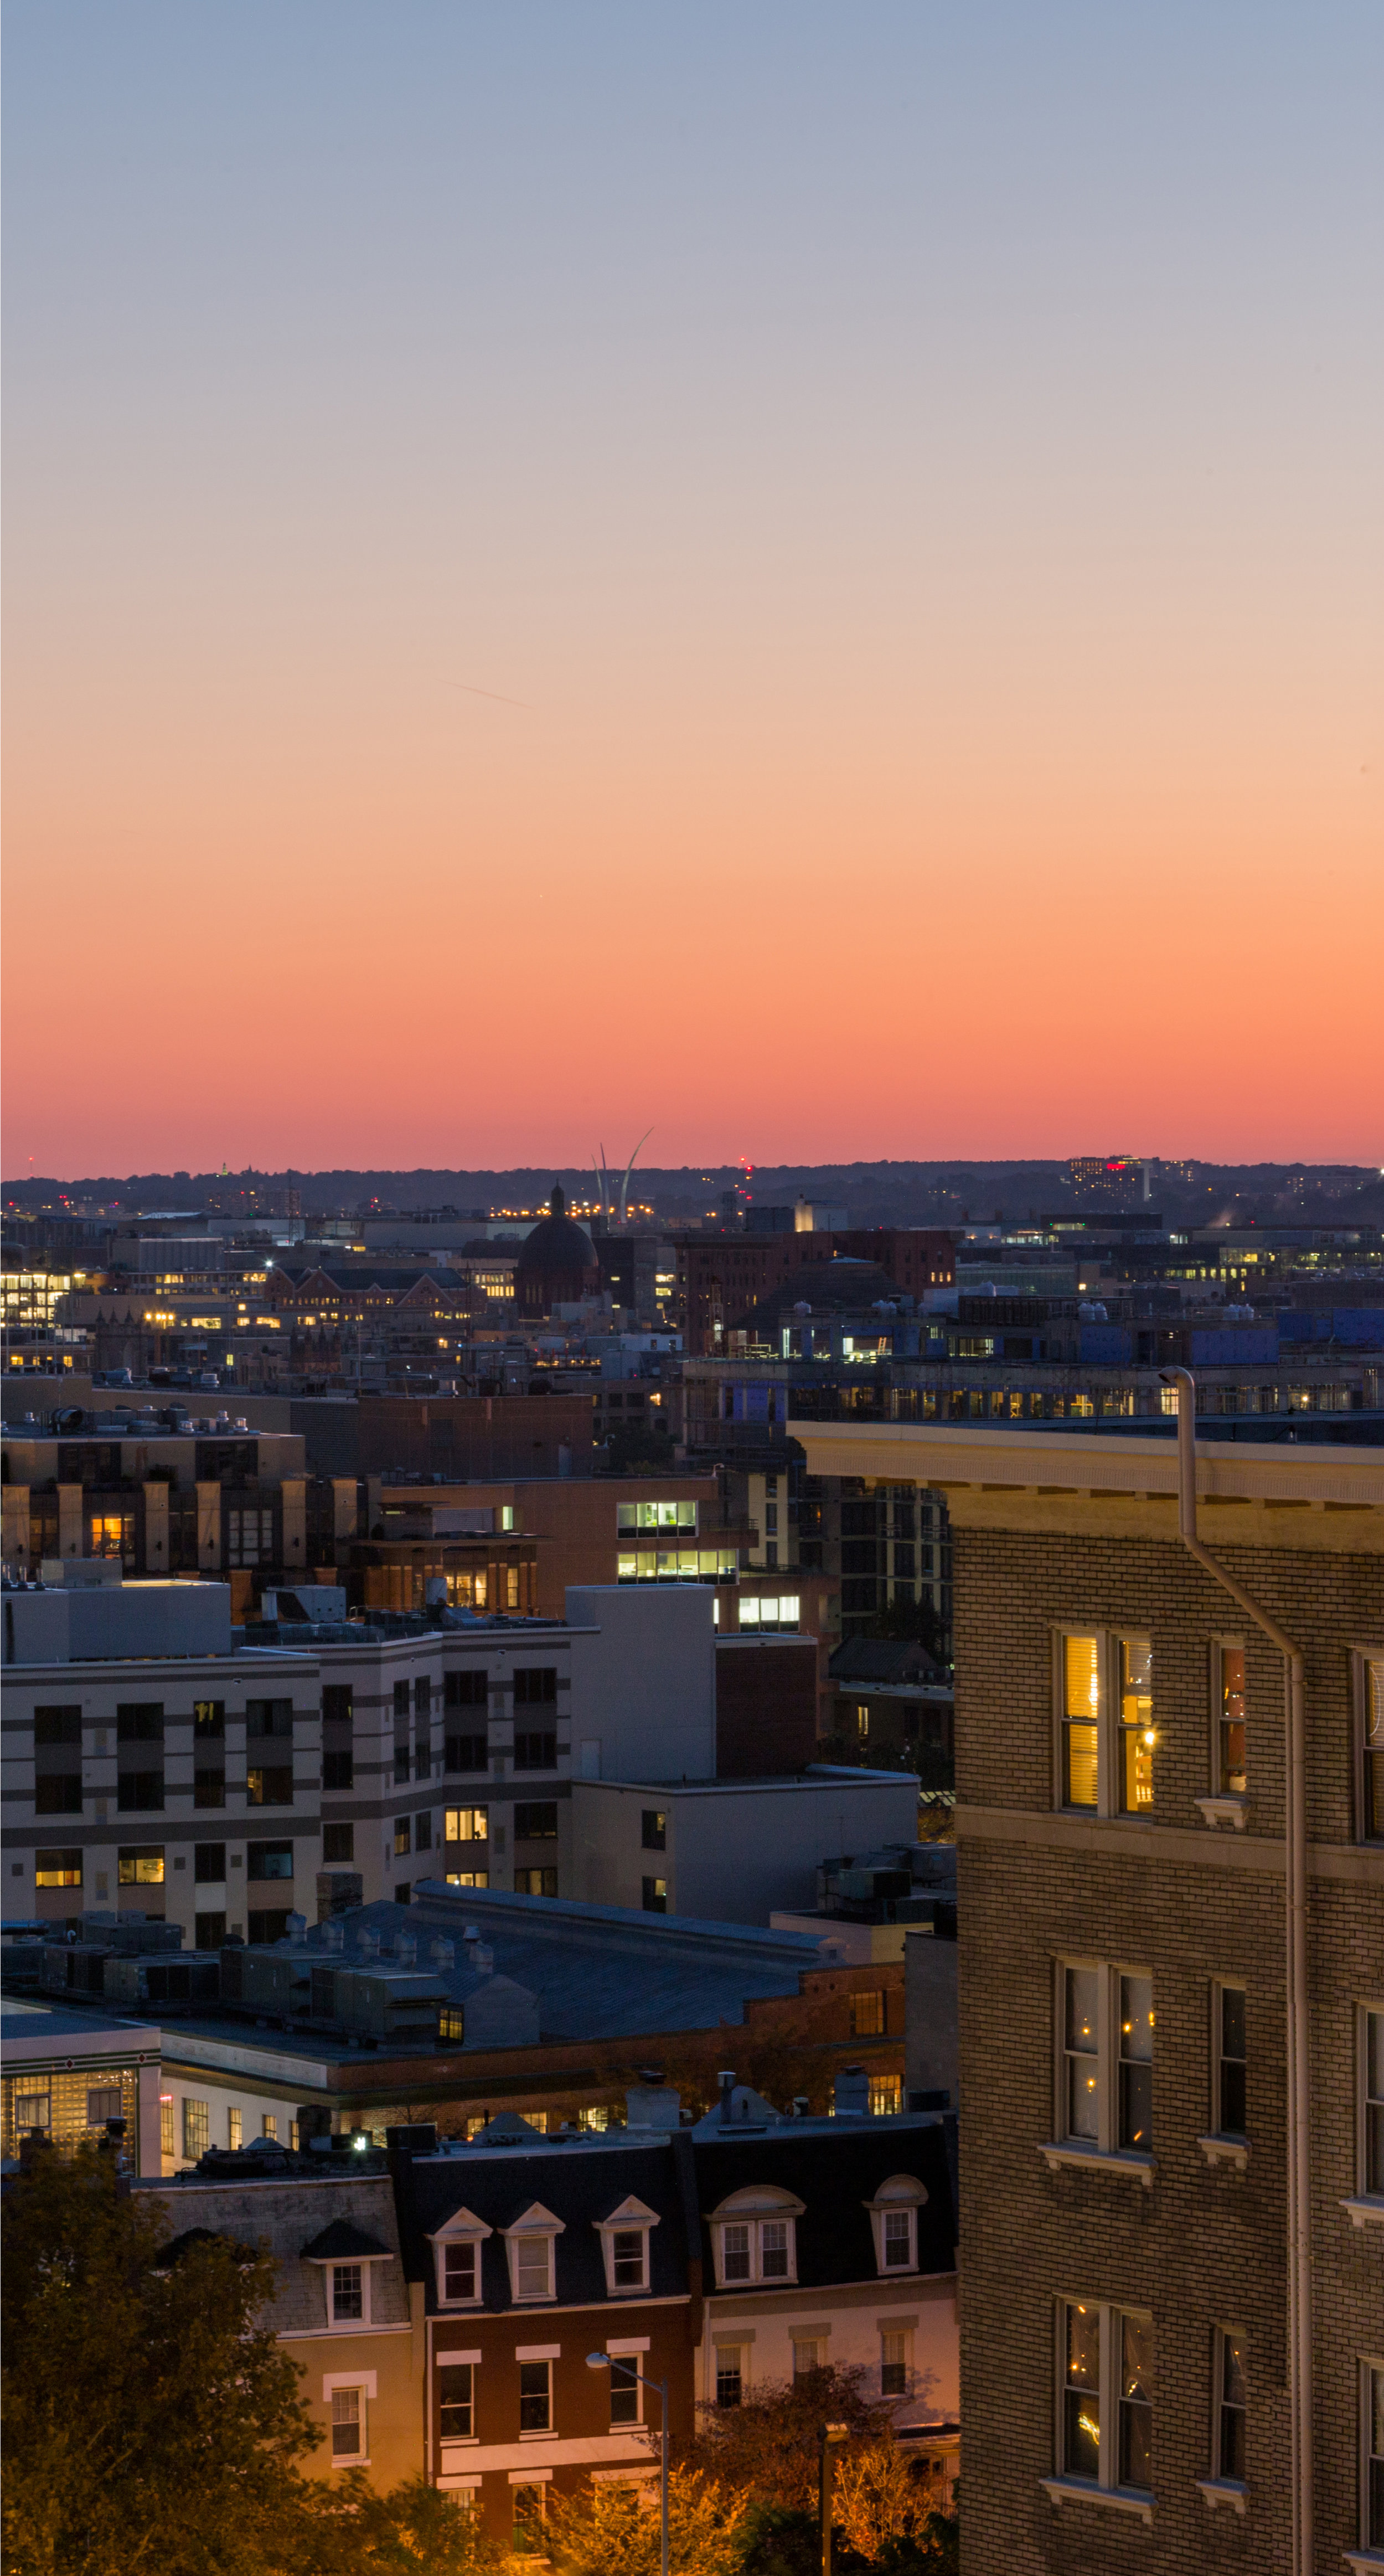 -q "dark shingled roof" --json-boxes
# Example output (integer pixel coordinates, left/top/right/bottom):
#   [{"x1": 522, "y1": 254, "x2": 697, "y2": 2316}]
[
  {"x1": 299, "y1": 2217, "x2": 393, "y2": 2262},
  {"x1": 693, "y1": 2121, "x2": 957, "y2": 2289},
  {"x1": 400, "y1": 2135, "x2": 695, "y2": 2314},
  {"x1": 829, "y1": 1635, "x2": 947, "y2": 1687}
]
